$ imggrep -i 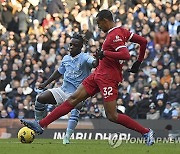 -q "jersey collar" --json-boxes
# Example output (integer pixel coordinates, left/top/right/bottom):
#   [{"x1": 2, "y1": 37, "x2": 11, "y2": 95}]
[
  {"x1": 108, "y1": 26, "x2": 120, "y2": 33},
  {"x1": 71, "y1": 52, "x2": 82, "y2": 59}
]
